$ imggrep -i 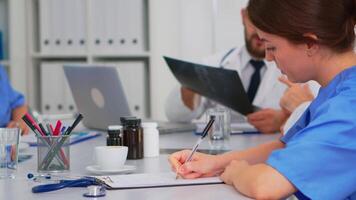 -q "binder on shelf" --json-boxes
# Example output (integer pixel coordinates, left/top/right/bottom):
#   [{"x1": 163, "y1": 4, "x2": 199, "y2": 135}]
[
  {"x1": 88, "y1": 0, "x2": 146, "y2": 53},
  {"x1": 62, "y1": 0, "x2": 72, "y2": 53},
  {"x1": 90, "y1": 0, "x2": 106, "y2": 53},
  {"x1": 115, "y1": 0, "x2": 129, "y2": 52},
  {"x1": 72, "y1": 0, "x2": 87, "y2": 53},
  {"x1": 41, "y1": 63, "x2": 65, "y2": 114},
  {"x1": 39, "y1": 0, "x2": 52, "y2": 53},
  {"x1": 41, "y1": 62, "x2": 81, "y2": 114},
  {"x1": 102, "y1": 0, "x2": 116, "y2": 53},
  {"x1": 39, "y1": 0, "x2": 87, "y2": 54},
  {"x1": 116, "y1": 61, "x2": 147, "y2": 118},
  {"x1": 126, "y1": 0, "x2": 145, "y2": 52},
  {"x1": 50, "y1": 0, "x2": 63, "y2": 53},
  {"x1": 62, "y1": 0, "x2": 86, "y2": 54}
]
